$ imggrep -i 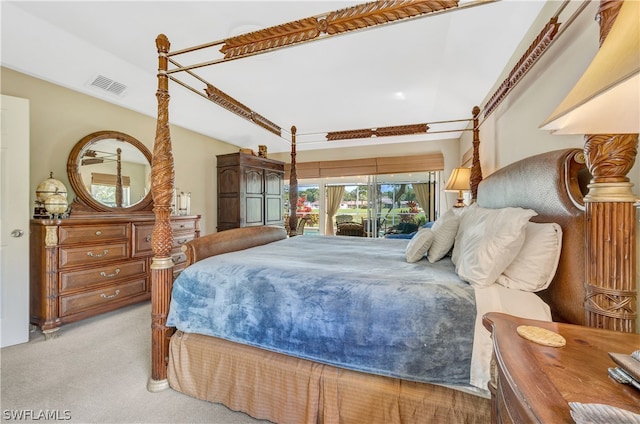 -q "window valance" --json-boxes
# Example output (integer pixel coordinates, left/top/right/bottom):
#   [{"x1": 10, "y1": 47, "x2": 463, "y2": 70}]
[
  {"x1": 91, "y1": 173, "x2": 131, "y2": 187},
  {"x1": 284, "y1": 153, "x2": 444, "y2": 180}
]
